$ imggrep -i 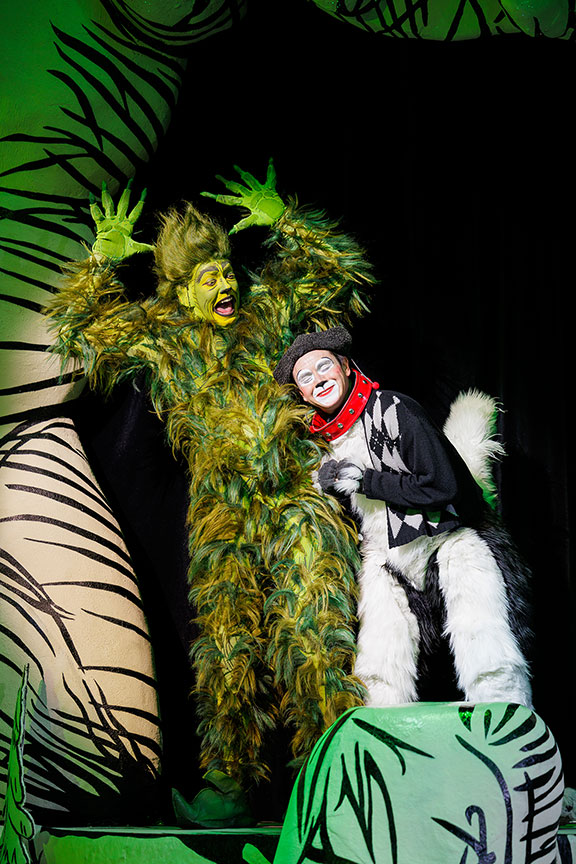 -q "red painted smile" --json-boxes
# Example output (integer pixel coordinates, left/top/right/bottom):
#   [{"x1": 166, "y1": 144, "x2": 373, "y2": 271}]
[{"x1": 316, "y1": 383, "x2": 335, "y2": 399}]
